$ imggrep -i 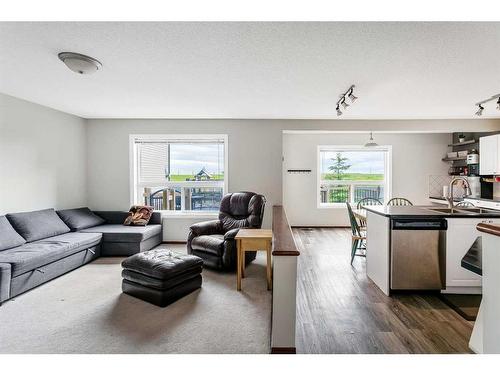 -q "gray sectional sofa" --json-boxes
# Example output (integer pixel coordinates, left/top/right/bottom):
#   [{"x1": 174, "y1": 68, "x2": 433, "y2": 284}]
[{"x1": 0, "y1": 208, "x2": 162, "y2": 305}]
